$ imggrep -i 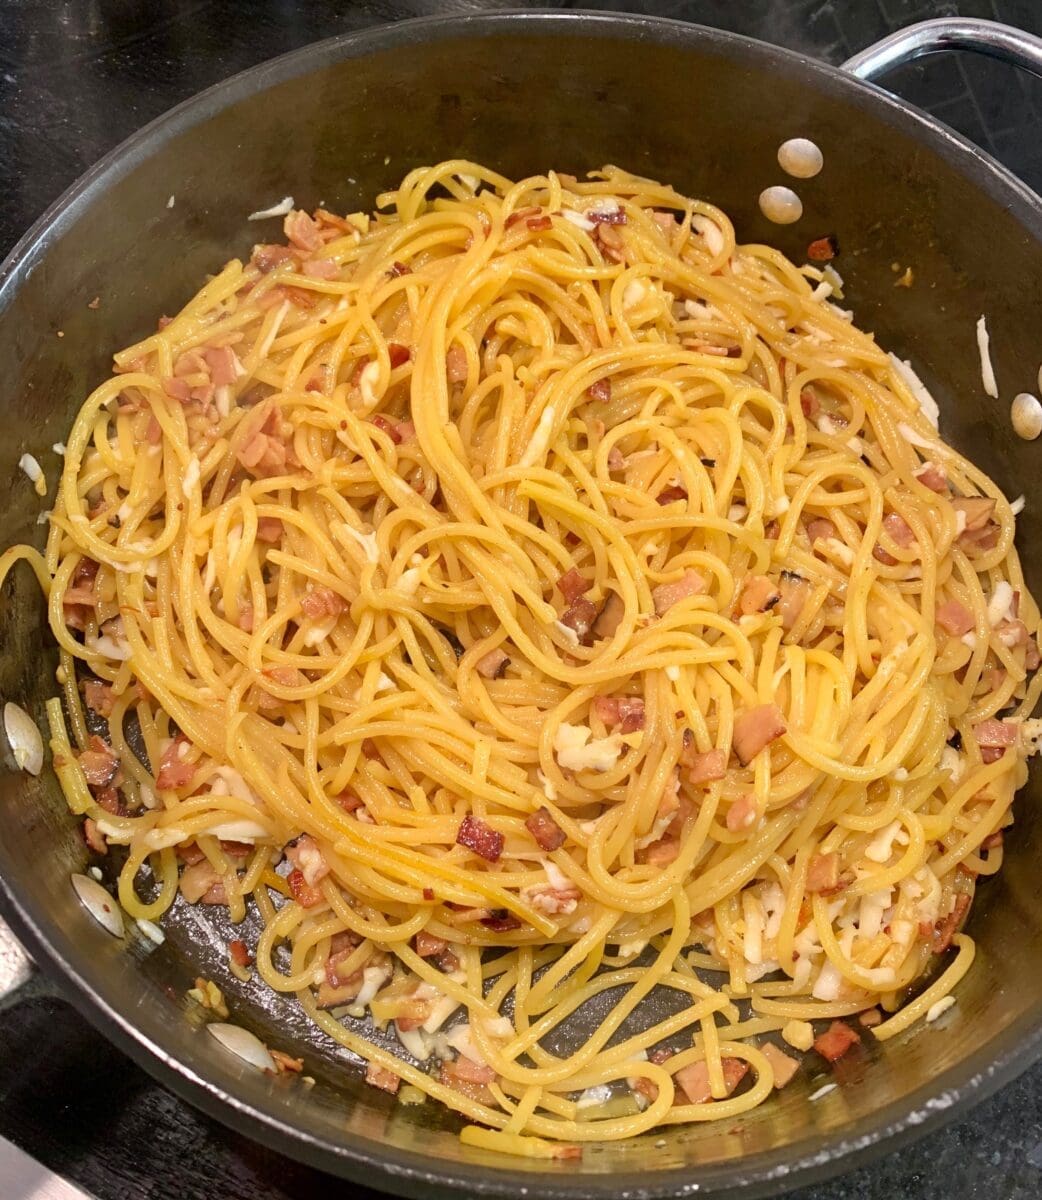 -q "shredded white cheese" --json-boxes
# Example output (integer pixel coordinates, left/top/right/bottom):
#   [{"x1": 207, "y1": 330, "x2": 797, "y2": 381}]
[
  {"x1": 889, "y1": 354, "x2": 940, "y2": 429},
  {"x1": 553, "y1": 620, "x2": 580, "y2": 648},
  {"x1": 536, "y1": 768, "x2": 557, "y2": 802},
  {"x1": 987, "y1": 581, "x2": 1015, "y2": 628},
  {"x1": 336, "y1": 522, "x2": 379, "y2": 563},
  {"x1": 395, "y1": 567, "x2": 422, "y2": 597},
  {"x1": 52, "y1": 442, "x2": 66, "y2": 456},
  {"x1": 18, "y1": 453, "x2": 44, "y2": 493},
  {"x1": 562, "y1": 209, "x2": 595, "y2": 232},
  {"x1": 865, "y1": 820, "x2": 903, "y2": 864},
  {"x1": 142, "y1": 827, "x2": 188, "y2": 851},
  {"x1": 896, "y1": 421, "x2": 939, "y2": 451},
  {"x1": 665, "y1": 665, "x2": 680, "y2": 682},
  {"x1": 940, "y1": 746, "x2": 966, "y2": 783},
  {"x1": 809, "y1": 1083, "x2": 838, "y2": 1101},
  {"x1": 976, "y1": 315, "x2": 998, "y2": 398},
  {"x1": 182, "y1": 455, "x2": 201, "y2": 494},
  {"x1": 1011, "y1": 494, "x2": 1025, "y2": 516},
  {"x1": 925, "y1": 995, "x2": 956, "y2": 1023},
  {"x1": 520, "y1": 405, "x2": 556, "y2": 468},
  {"x1": 691, "y1": 214, "x2": 724, "y2": 257},
  {"x1": 248, "y1": 196, "x2": 294, "y2": 221},
  {"x1": 553, "y1": 723, "x2": 624, "y2": 773}
]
